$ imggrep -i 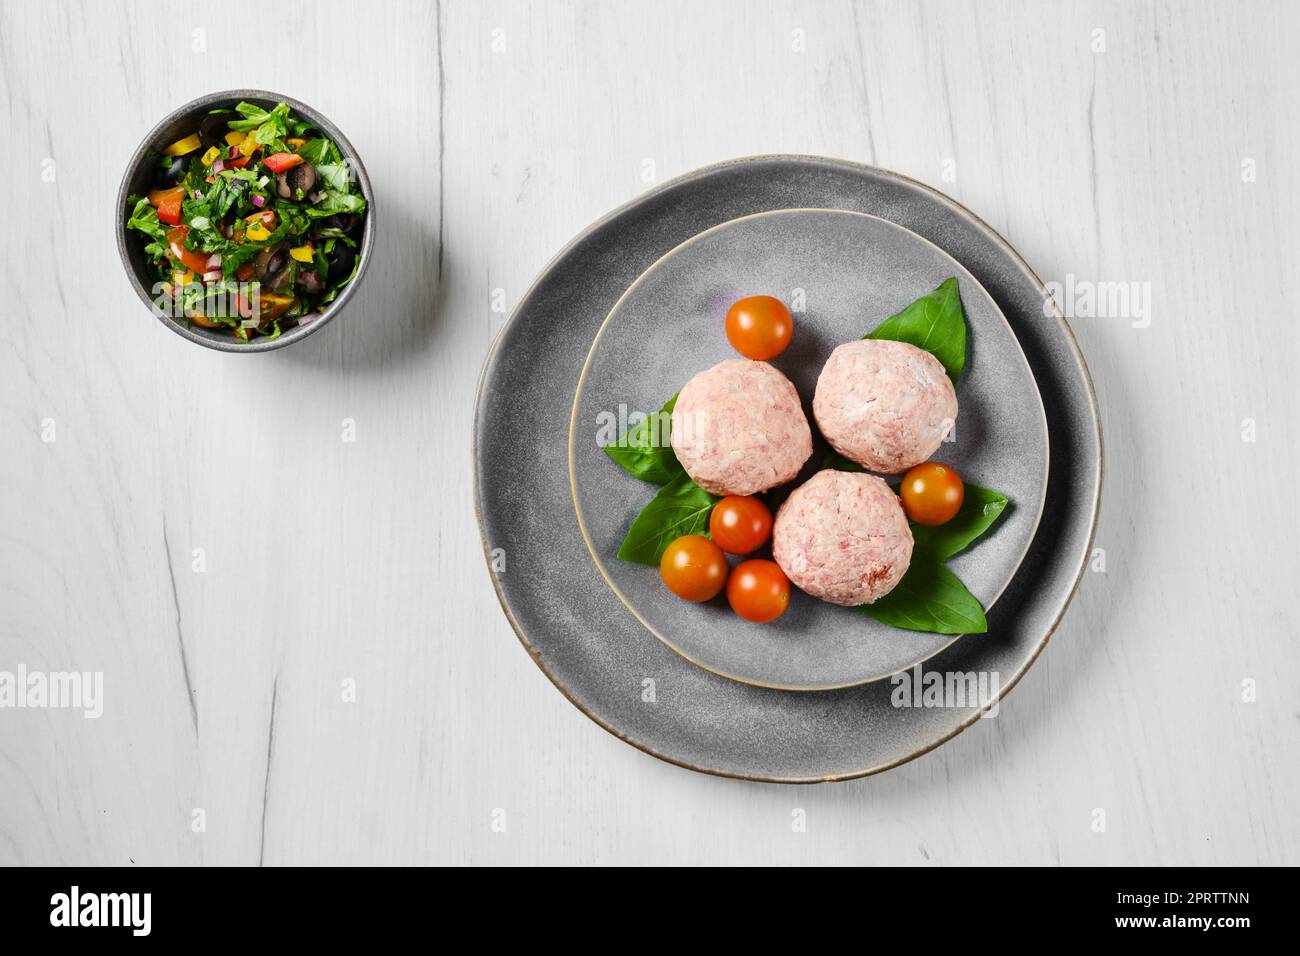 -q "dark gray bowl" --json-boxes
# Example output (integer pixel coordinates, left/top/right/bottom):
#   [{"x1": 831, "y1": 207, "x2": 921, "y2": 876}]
[{"x1": 115, "y1": 89, "x2": 375, "y2": 352}]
